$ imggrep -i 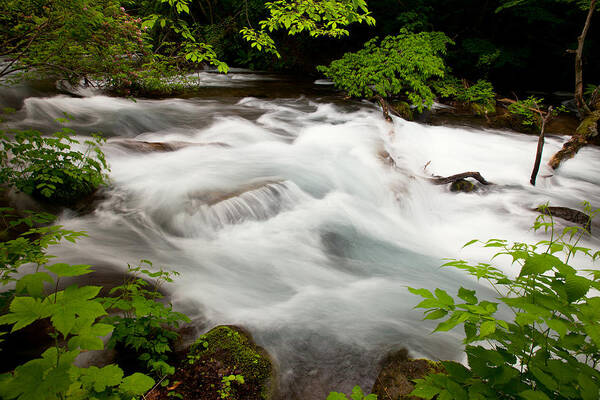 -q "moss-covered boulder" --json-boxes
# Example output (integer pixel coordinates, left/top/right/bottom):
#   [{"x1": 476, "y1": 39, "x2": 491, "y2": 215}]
[
  {"x1": 148, "y1": 325, "x2": 275, "y2": 400},
  {"x1": 391, "y1": 101, "x2": 414, "y2": 121},
  {"x1": 450, "y1": 179, "x2": 476, "y2": 193},
  {"x1": 371, "y1": 349, "x2": 444, "y2": 400}
]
